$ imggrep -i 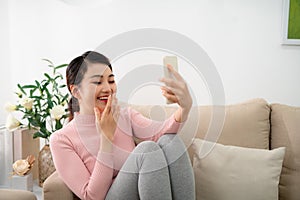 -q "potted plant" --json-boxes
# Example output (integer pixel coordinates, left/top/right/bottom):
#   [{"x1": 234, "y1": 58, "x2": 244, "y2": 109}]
[{"x1": 5, "y1": 59, "x2": 69, "y2": 186}]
